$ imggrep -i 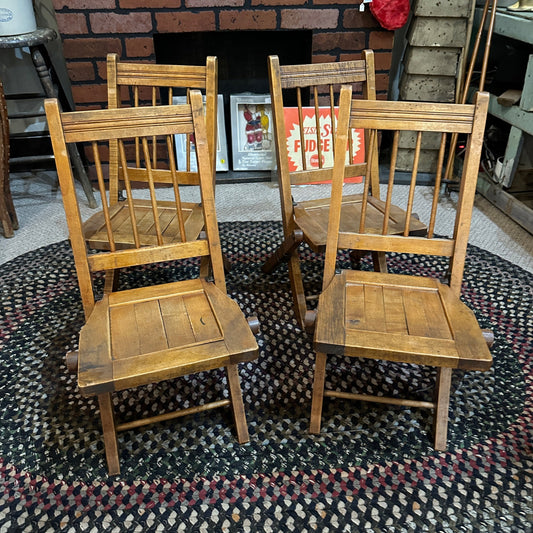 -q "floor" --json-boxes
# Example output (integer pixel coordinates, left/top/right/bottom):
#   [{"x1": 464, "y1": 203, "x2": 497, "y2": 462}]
[{"x1": 1, "y1": 170, "x2": 532, "y2": 273}]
